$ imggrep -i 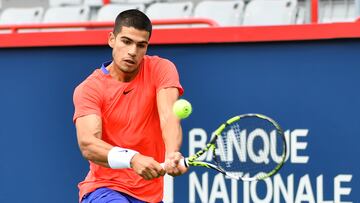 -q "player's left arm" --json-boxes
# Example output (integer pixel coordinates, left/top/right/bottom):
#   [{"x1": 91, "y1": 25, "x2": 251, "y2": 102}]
[{"x1": 157, "y1": 87, "x2": 187, "y2": 176}]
